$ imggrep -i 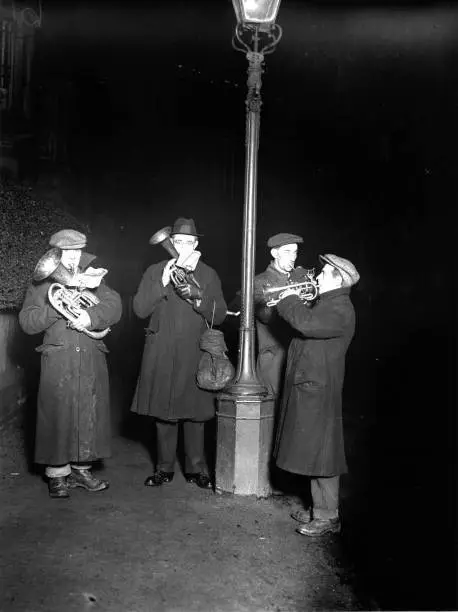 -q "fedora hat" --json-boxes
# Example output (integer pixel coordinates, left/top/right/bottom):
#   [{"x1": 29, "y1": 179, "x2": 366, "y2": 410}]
[{"x1": 170, "y1": 217, "x2": 202, "y2": 237}]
